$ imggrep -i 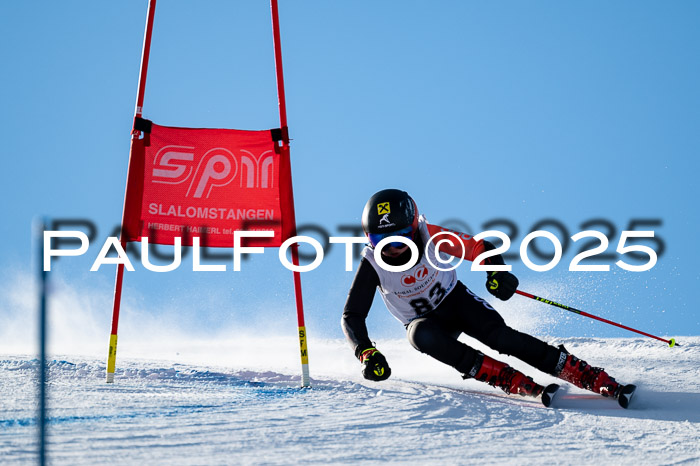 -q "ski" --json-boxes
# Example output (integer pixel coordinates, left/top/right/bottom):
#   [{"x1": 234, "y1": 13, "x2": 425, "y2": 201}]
[
  {"x1": 541, "y1": 383, "x2": 560, "y2": 408},
  {"x1": 617, "y1": 384, "x2": 636, "y2": 409}
]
